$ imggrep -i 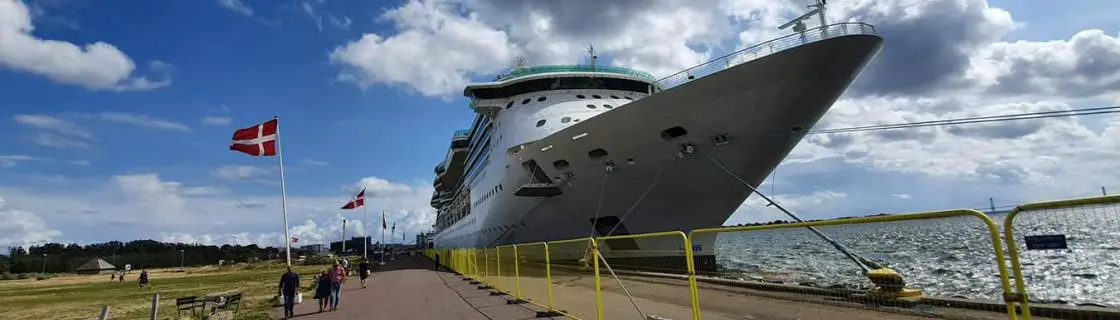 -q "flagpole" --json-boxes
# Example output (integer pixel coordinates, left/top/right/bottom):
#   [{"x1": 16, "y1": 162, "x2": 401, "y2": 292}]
[
  {"x1": 381, "y1": 210, "x2": 386, "y2": 265},
  {"x1": 363, "y1": 205, "x2": 369, "y2": 260},
  {"x1": 275, "y1": 116, "x2": 293, "y2": 267},
  {"x1": 341, "y1": 218, "x2": 347, "y2": 254}
]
